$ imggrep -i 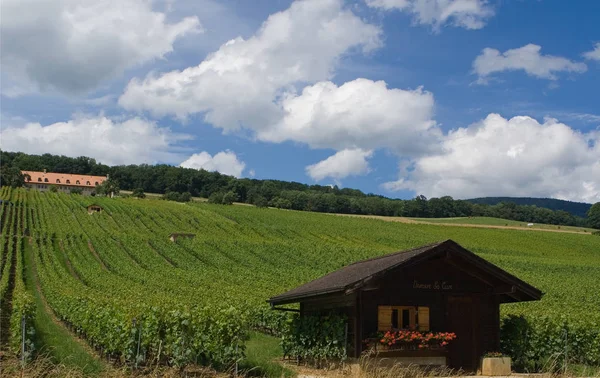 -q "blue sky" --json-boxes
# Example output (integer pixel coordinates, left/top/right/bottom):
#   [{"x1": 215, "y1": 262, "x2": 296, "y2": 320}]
[{"x1": 1, "y1": 0, "x2": 599, "y2": 202}]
